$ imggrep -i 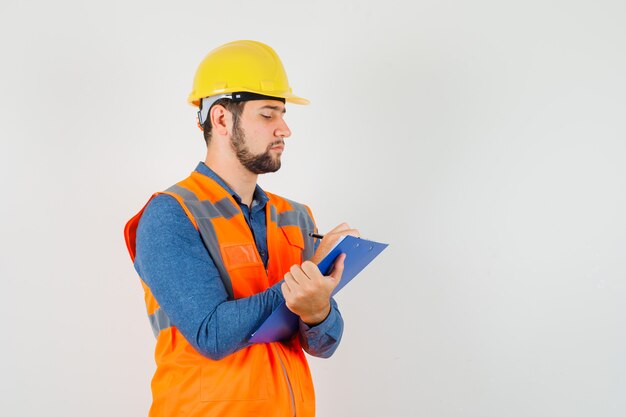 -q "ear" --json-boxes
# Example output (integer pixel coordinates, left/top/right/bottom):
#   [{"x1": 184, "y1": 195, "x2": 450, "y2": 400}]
[{"x1": 209, "y1": 104, "x2": 231, "y2": 136}]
